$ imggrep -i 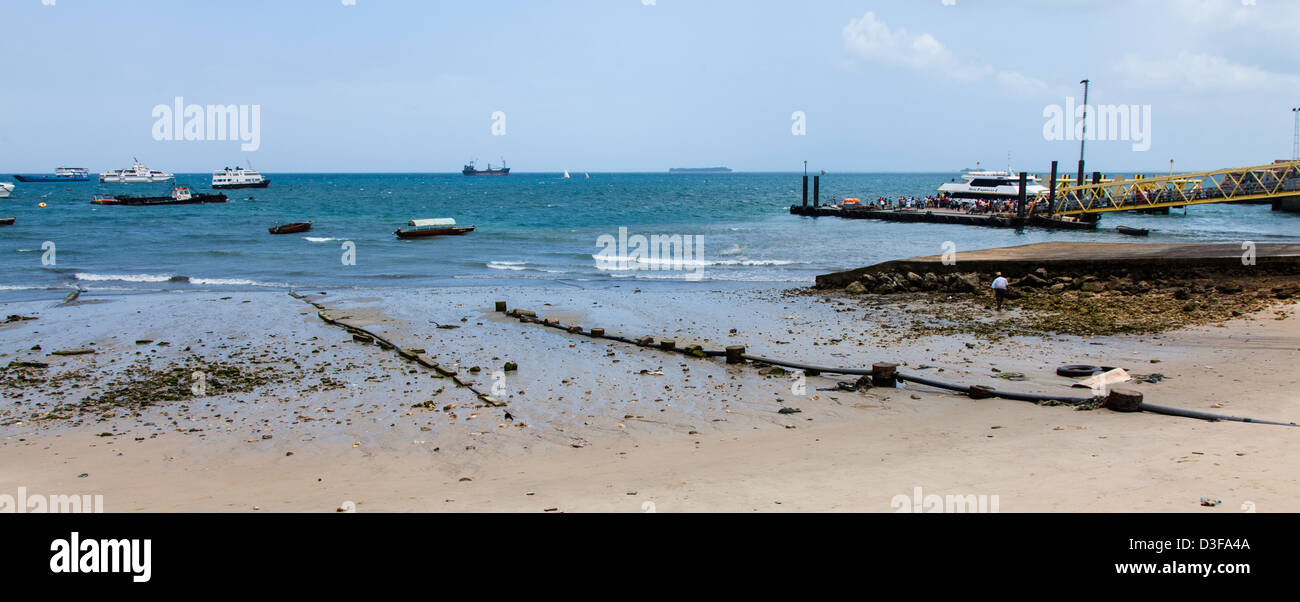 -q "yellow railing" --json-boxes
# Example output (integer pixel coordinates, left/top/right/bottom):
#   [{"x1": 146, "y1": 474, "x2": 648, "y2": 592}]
[{"x1": 1036, "y1": 160, "x2": 1300, "y2": 215}]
